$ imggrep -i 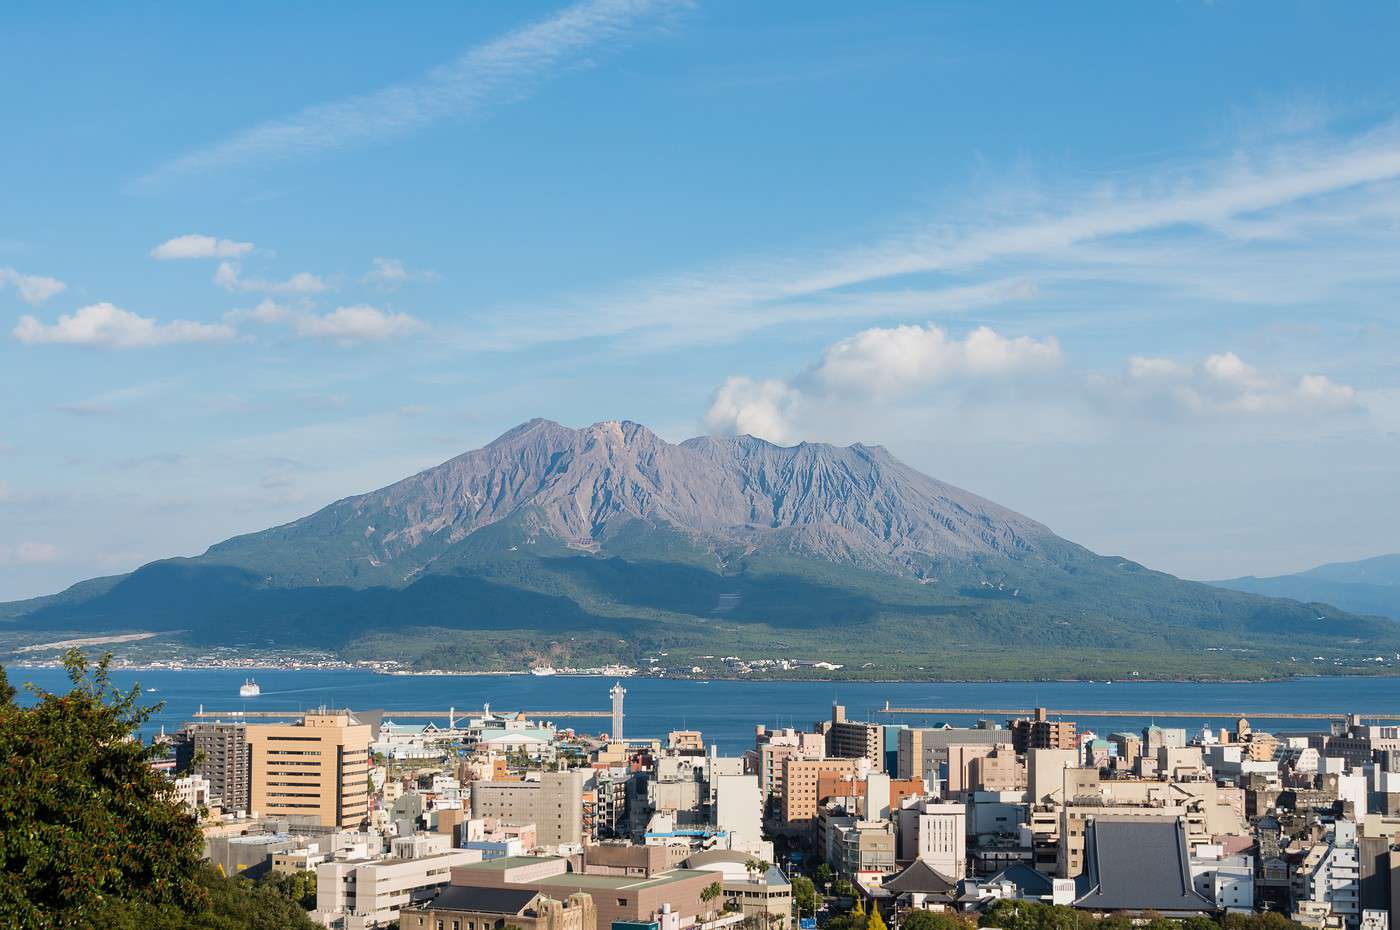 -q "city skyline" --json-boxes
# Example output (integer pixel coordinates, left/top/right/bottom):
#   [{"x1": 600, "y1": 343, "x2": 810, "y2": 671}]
[{"x1": 6, "y1": 2, "x2": 1400, "y2": 600}]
